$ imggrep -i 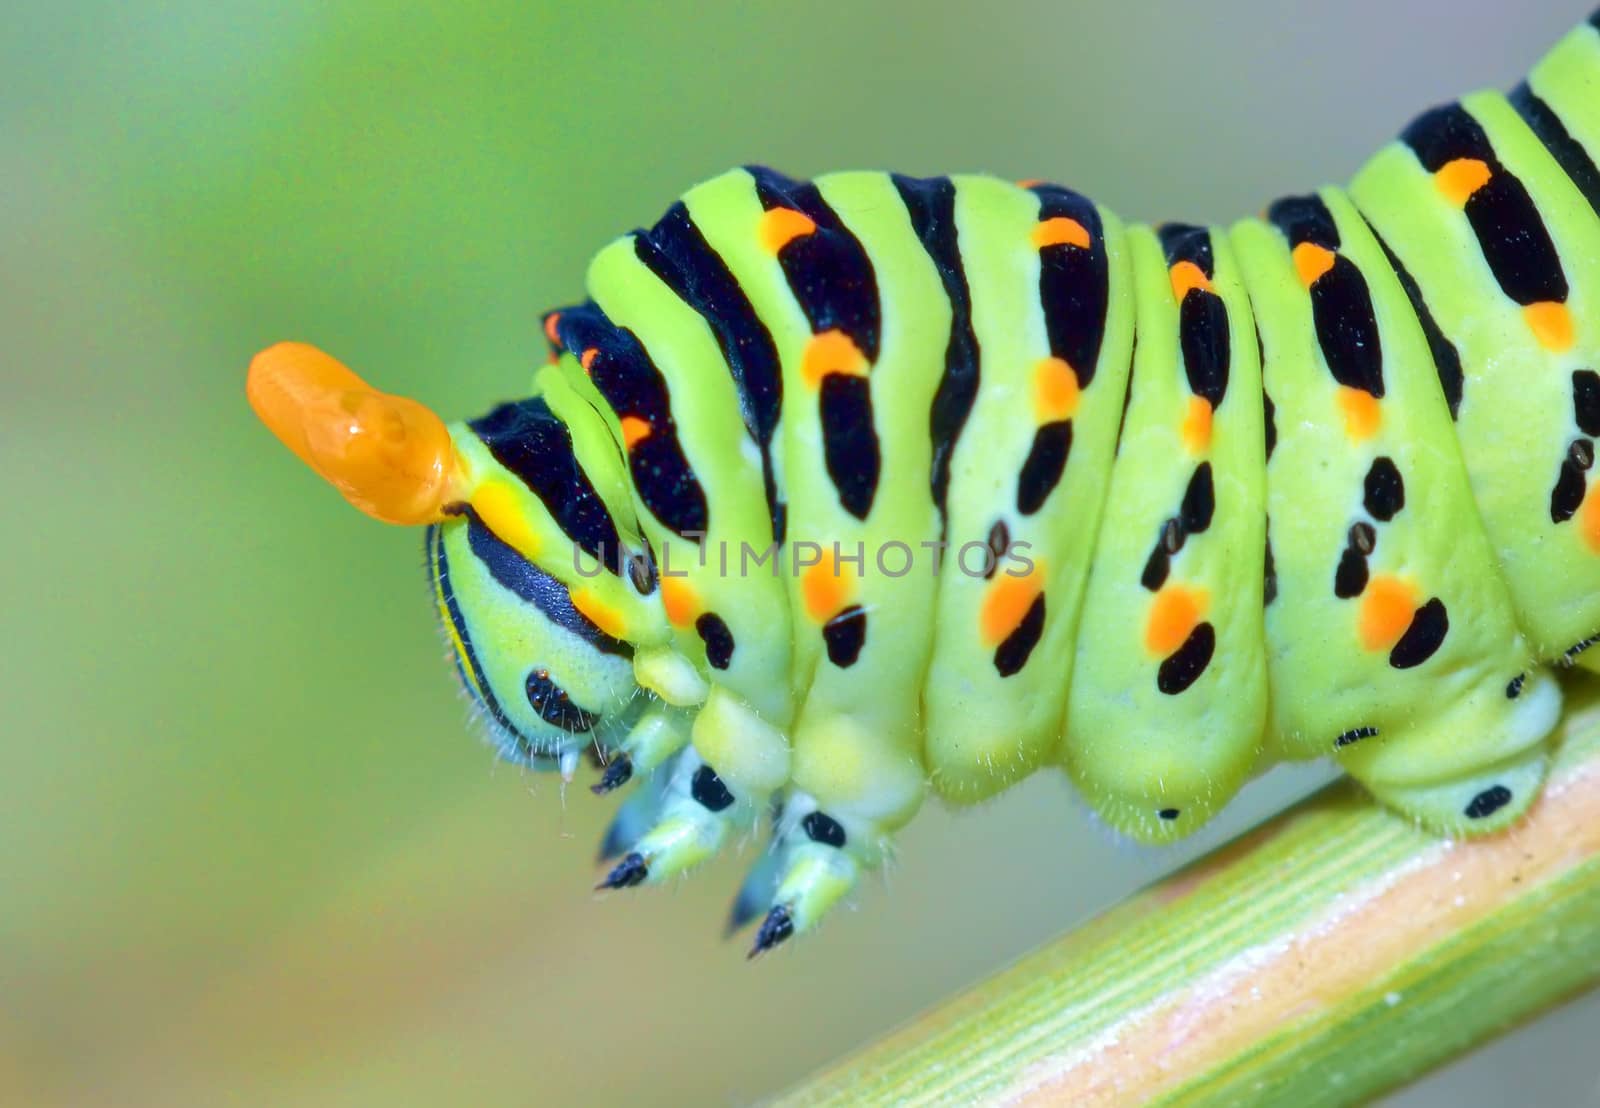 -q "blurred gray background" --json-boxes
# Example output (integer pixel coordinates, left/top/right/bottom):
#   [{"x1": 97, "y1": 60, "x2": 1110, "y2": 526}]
[{"x1": 3, "y1": 0, "x2": 1596, "y2": 1103}]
